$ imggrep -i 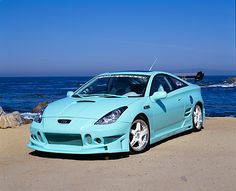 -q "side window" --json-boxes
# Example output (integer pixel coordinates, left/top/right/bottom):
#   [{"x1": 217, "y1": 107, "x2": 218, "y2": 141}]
[
  {"x1": 150, "y1": 75, "x2": 173, "y2": 96},
  {"x1": 167, "y1": 76, "x2": 187, "y2": 90}
]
